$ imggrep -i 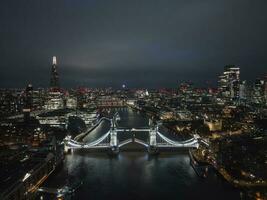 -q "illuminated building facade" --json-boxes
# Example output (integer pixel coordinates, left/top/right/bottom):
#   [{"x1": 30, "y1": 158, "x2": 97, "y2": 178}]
[
  {"x1": 44, "y1": 92, "x2": 64, "y2": 110},
  {"x1": 66, "y1": 96, "x2": 77, "y2": 109},
  {"x1": 252, "y1": 78, "x2": 265, "y2": 104},
  {"x1": 218, "y1": 65, "x2": 240, "y2": 101},
  {"x1": 50, "y1": 56, "x2": 60, "y2": 91},
  {"x1": 23, "y1": 84, "x2": 33, "y2": 121}
]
